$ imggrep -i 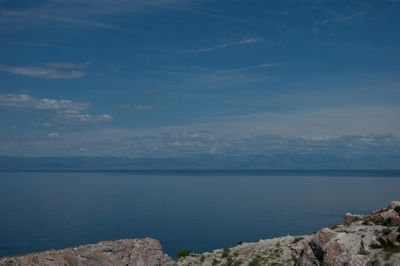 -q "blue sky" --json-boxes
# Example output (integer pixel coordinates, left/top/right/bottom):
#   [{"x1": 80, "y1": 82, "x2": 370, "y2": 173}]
[{"x1": 0, "y1": 0, "x2": 399, "y2": 157}]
